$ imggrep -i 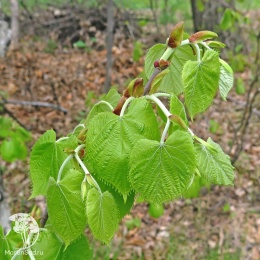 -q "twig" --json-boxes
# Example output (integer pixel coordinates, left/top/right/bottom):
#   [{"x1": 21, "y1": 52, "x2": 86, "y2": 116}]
[
  {"x1": 227, "y1": 96, "x2": 260, "y2": 116},
  {"x1": 143, "y1": 67, "x2": 161, "y2": 95},
  {"x1": 104, "y1": 0, "x2": 114, "y2": 93},
  {"x1": 40, "y1": 208, "x2": 48, "y2": 228},
  {"x1": 2, "y1": 100, "x2": 68, "y2": 113},
  {"x1": 2, "y1": 107, "x2": 28, "y2": 130}
]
